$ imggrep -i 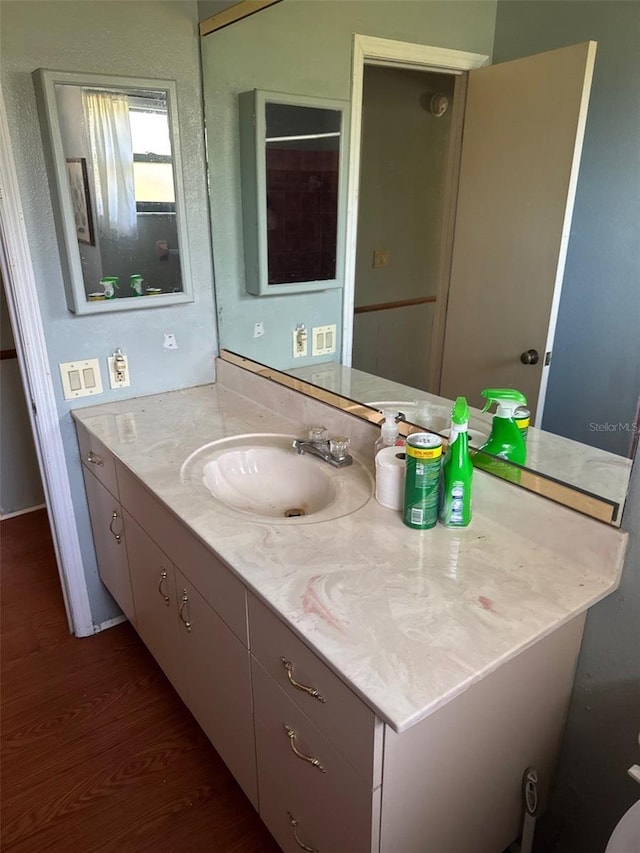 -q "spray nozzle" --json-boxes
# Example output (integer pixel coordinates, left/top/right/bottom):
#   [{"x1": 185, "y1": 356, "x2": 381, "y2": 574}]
[
  {"x1": 451, "y1": 396, "x2": 470, "y2": 426},
  {"x1": 481, "y1": 388, "x2": 528, "y2": 419}
]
